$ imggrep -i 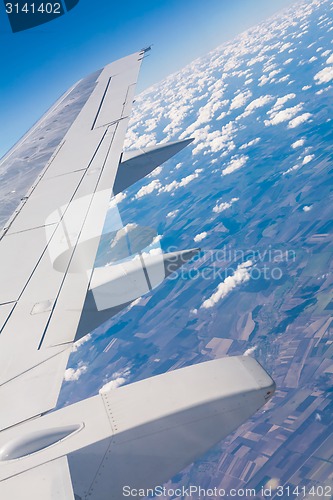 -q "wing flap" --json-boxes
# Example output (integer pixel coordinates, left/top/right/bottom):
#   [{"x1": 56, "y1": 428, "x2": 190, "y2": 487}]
[
  {"x1": 0, "y1": 346, "x2": 71, "y2": 431},
  {"x1": 0, "y1": 226, "x2": 52, "y2": 304},
  {"x1": 0, "y1": 458, "x2": 74, "y2": 500},
  {"x1": 5, "y1": 170, "x2": 85, "y2": 234}
]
